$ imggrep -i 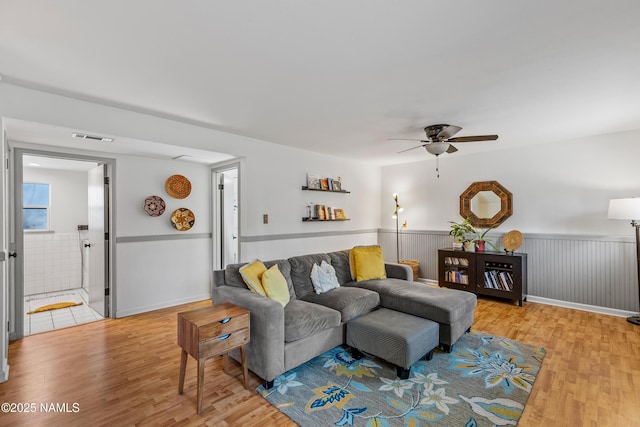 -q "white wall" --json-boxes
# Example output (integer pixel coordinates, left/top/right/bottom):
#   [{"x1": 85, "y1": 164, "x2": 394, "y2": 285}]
[
  {"x1": 114, "y1": 155, "x2": 213, "y2": 316},
  {"x1": 23, "y1": 167, "x2": 88, "y2": 233},
  {"x1": 21, "y1": 168, "x2": 88, "y2": 296},
  {"x1": 238, "y1": 144, "x2": 381, "y2": 261},
  {"x1": 381, "y1": 129, "x2": 640, "y2": 236}
]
